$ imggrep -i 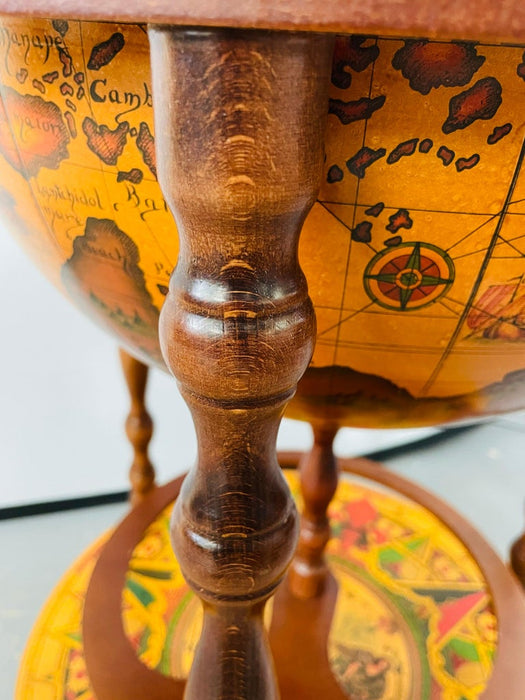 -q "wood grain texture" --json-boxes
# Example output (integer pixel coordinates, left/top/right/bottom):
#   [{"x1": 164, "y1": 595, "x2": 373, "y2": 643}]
[
  {"x1": 149, "y1": 26, "x2": 333, "y2": 699},
  {"x1": 119, "y1": 348, "x2": 156, "y2": 506},
  {"x1": 83, "y1": 477, "x2": 186, "y2": 700},
  {"x1": 510, "y1": 531, "x2": 525, "y2": 589},
  {"x1": 270, "y1": 572, "x2": 347, "y2": 699},
  {"x1": 288, "y1": 424, "x2": 338, "y2": 599},
  {"x1": 3, "y1": 0, "x2": 525, "y2": 43}
]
